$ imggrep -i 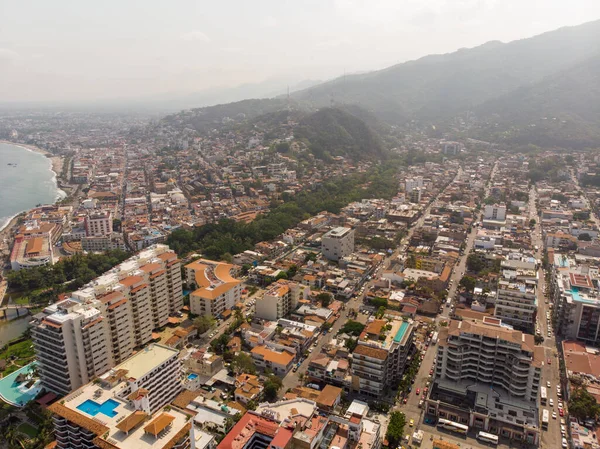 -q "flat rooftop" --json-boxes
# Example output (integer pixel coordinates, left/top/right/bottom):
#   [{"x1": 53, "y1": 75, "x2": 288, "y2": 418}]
[
  {"x1": 50, "y1": 349, "x2": 190, "y2": 449},
  {"x1": 117, "y1": 344, "x2": 178, "y2": 381}
]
